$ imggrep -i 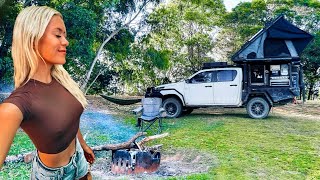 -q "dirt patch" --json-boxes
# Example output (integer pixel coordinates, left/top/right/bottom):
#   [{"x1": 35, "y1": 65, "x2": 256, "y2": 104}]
[
  {"x1": 90, "y1": 148, "x2": 218, "y2": 179},
  {"x1": 189, "y1": 100, "x2": 320, "y2": 120},
  {"x1": 272, "y1": 100, "x2": 320, "y2": 120},
  {"x1": 86, "y1": 95, "x2": 141, "y2": 115}
]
